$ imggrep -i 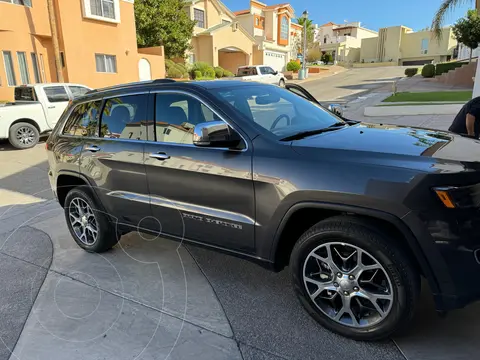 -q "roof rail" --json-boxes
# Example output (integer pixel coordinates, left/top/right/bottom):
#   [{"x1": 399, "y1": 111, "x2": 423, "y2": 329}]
[{"x1": 85, "y1": 79, "x2": 177, "y2": 94}]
